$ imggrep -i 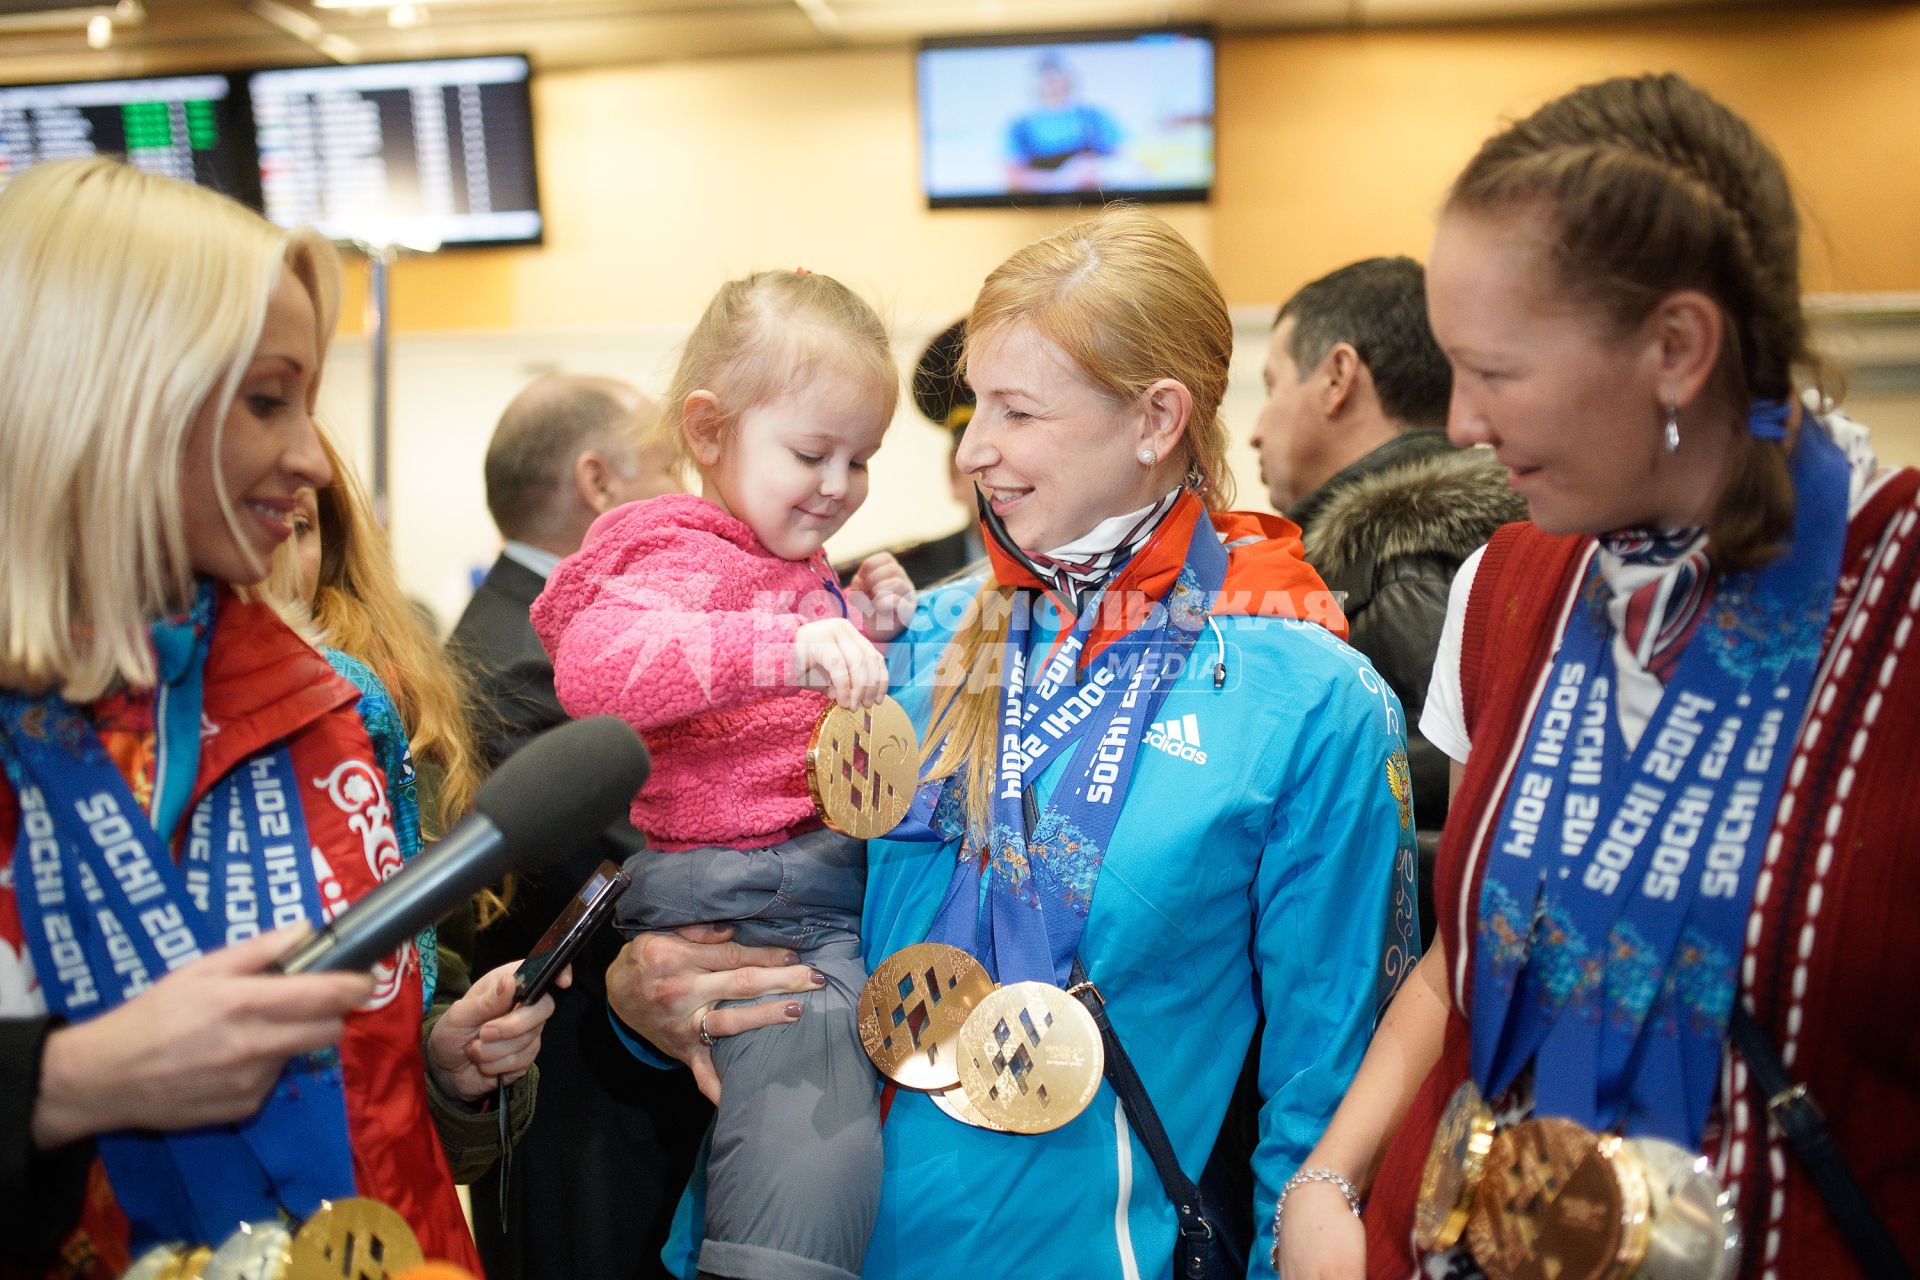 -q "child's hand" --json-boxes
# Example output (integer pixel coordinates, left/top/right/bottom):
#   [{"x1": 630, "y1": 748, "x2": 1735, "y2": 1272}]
[
  {"x1": 848, "y1": 552, "x2": 916, "y2": 642},
  {"x1": 792, "y1": 618, "x2": 888, "y2": 708}
]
